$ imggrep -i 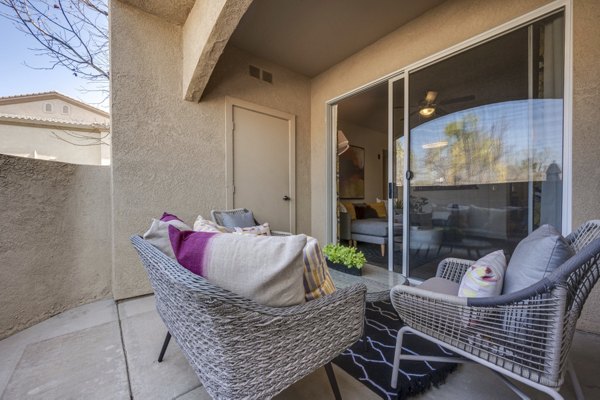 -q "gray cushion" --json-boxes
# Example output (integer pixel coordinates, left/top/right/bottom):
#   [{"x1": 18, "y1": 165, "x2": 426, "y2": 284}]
[
  {"x1": 502, "y1": 224, "x2": 574, "y2": 294},
  {"x1": 418, "y1": 277, "x2": 460, "y2": 296},
  {"x1": 351, "y1": 218, "x2": 402, "y2": 237},
  {"x1": 221, "y1": 211, "x2": 255, "y2": 228}
]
